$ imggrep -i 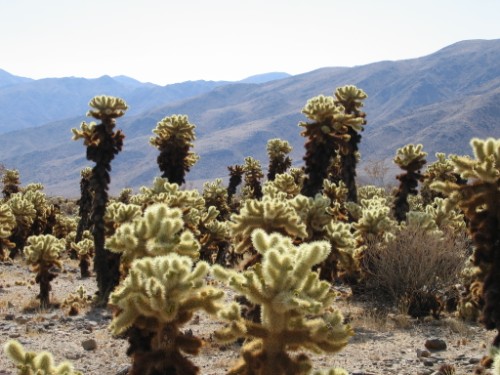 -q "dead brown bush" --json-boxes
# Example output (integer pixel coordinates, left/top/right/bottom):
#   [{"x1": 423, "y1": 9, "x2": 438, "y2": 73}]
[{"x1": 362, "y1": 224, "x2": 468, "y2": 314}]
